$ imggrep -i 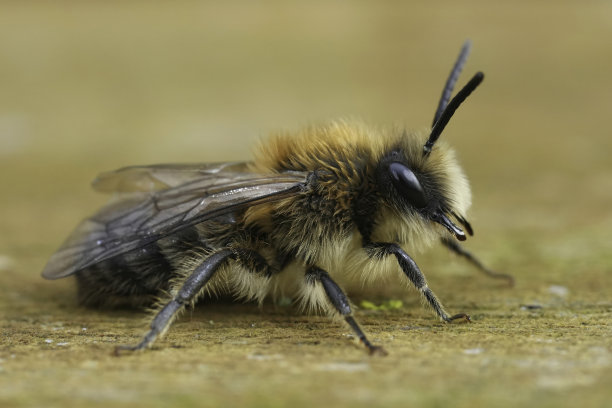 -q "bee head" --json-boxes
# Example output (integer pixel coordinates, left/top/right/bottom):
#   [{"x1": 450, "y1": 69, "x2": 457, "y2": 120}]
[
  {"x1": 375, "y1": 41, "x2": 483, "y2": 242},
  {"x1": 376, "y1": 146, "x2": 472, "y2": 242}
]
